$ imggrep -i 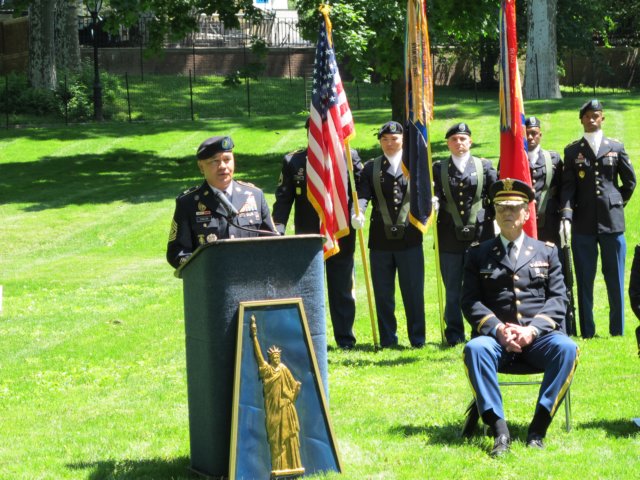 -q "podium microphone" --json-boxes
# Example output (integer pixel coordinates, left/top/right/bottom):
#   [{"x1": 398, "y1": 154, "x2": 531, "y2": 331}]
[{"x1": 211, "y1": 187, "x2": 238, "y2": 219}]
